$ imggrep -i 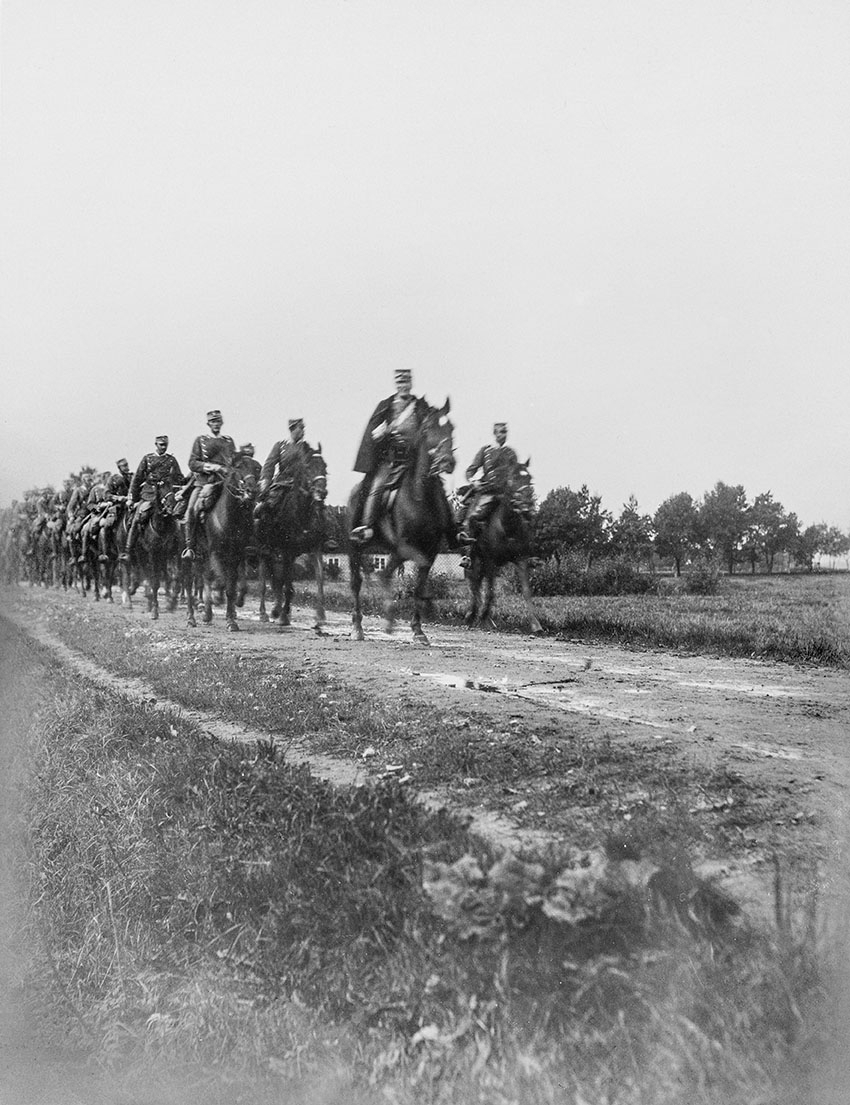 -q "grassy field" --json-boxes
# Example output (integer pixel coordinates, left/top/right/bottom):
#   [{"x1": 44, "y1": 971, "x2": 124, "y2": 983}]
[
  {"x1": 9, "y1": 619, "x2": 846, "y2": 1105},
  {"x1": 297, "y1": 570, "x2": 850, "y2": 667}
]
